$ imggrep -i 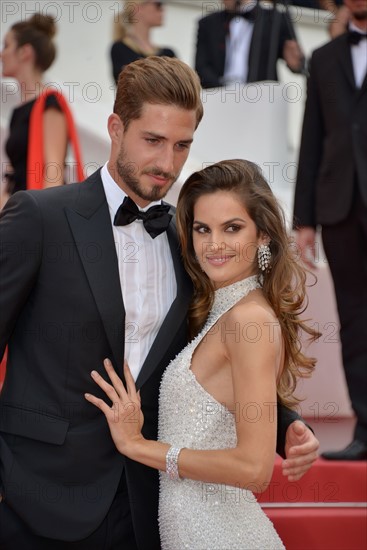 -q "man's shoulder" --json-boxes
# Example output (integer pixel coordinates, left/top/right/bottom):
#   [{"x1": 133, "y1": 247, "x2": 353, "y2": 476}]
[
  {"x1": 198, "y1": 9, "x2": 227, "y2": 26},
  {"x1": 22, "y1": 169, "x2": 103, "y2": 209},
  {"x1": 312, "y1": 33, "x2": 347, "y2": 60}
]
